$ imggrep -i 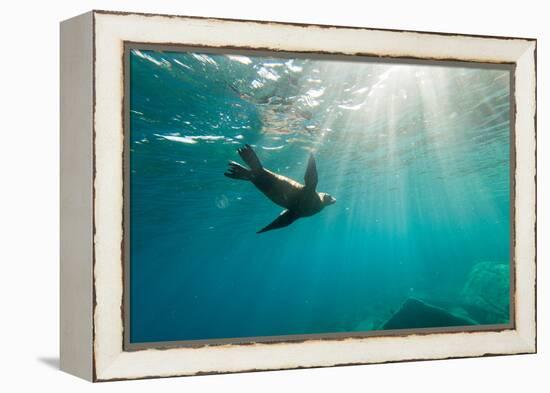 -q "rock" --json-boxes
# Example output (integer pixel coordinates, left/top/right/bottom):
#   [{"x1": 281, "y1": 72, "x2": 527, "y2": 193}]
[
  {"x1": 382, "y1": 298, "x2": 476, "y2": 330},
  {"x1": 460, "y1": 261, "x2": 510, "y2": 324}
]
